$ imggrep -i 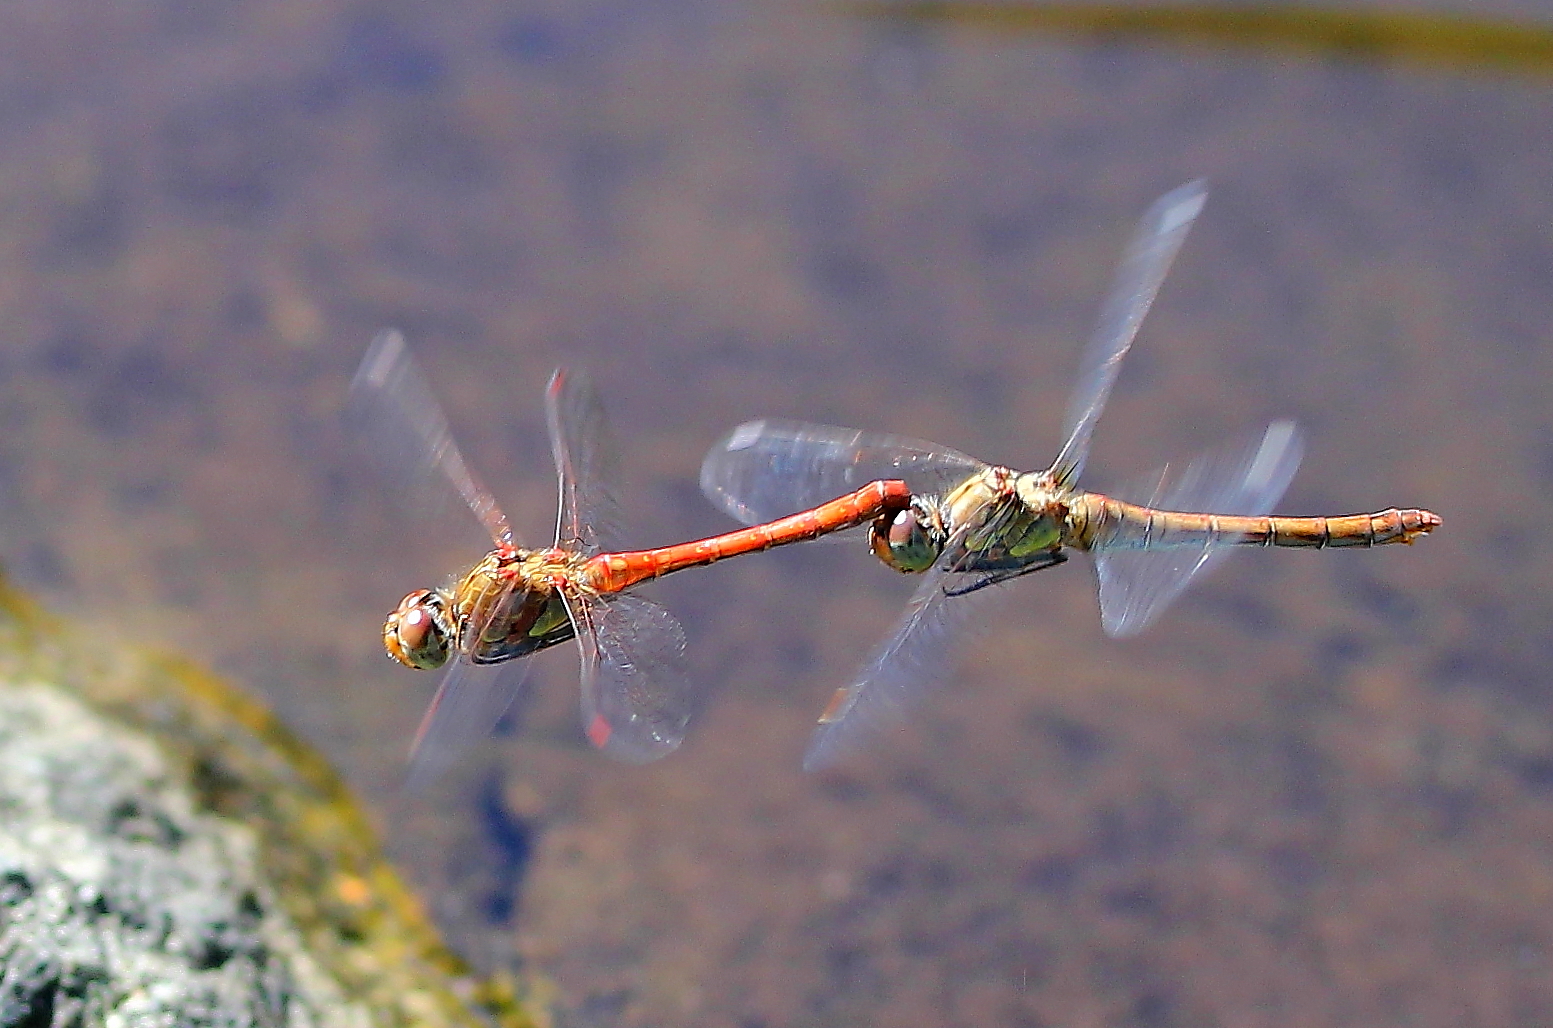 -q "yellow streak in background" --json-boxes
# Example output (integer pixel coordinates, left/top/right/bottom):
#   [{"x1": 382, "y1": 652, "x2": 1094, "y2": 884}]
[{"x1": 843, "y1": 2, "x2": 1553, "y2": 76}]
